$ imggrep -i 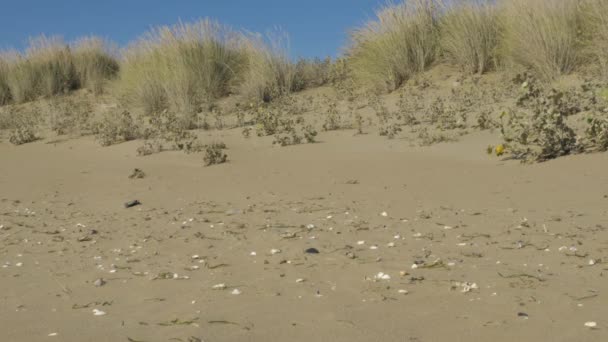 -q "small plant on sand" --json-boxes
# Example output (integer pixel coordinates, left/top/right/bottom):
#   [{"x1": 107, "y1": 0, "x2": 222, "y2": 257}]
[
  {"x1": 354, "y1": 112, "x2": 365, "y2": 135},
  {"x1": 303, "y1": 124, "x2": 318, "y2": 143},
  {"x1": 46, "y1": 98, "x2": 94, "y2": 136},
  {"x1": 272, "y1": 116, "x2": 317, "y2": 147},
  {"x1": 417, "y1": 126, "x2": 454, "y2": 146},
  {"x1": 233, "y1": 103, "x2": 248, "y2": 127},
  {"x1": 254, "y1": 108, "x2": 281, "y2": 136},
  {"x1": 426, "y1": 97, "x2": 467, "y2": 130},
  {"x1": 396, "y1": 93, "x2": 420, "y2": 126},
  {"x1": 323, "y1": 101, "x2": 342, "y2": 131},
  {"x1": 136, "y1": 139, "x2": 163, "y2": 156},
  {"x1": 369, "y1": 93, "x2": 402, "y2": 138},
  {"x1": 242, "y1": 126, "x2": 252, "y2": 138},
  {"x1": 95, "y1": 110, "x2": 140, "y2": 146},
  {"x1": 584, "y1": 114, "x2": 608, "y2": 152},
  {"x1": 212, "y1": 107, "x2": 225, "y2": 130},
  {"x1": 500, "y1": 87, "x2": 580, "y2": 162},
  {"x1": 9, "y1": 120, "x2": 38, "y2": 145},
  {"x1": 379, "y1": 123, "x2": 403, "y2": 139},
  {"x1": 136, "y1": 109, "x2": 203, "y2": 155},
  {"x1": 476, "y1": 110, "x2": 497, "y2": 130},
  {"x1": 273, "y1": 117, "x2": 302, "y2": 146},
  {"x1": 203, "y1": 142, "x2": 228, "y2": 166}
]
